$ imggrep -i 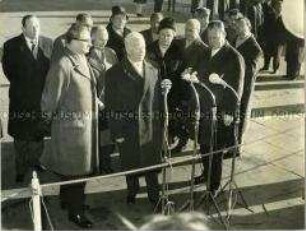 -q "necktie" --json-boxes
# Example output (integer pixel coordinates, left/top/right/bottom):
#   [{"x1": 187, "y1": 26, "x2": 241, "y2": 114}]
[{"x1": 31, "y1": 41, "x2": 37, "y2": 59}]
